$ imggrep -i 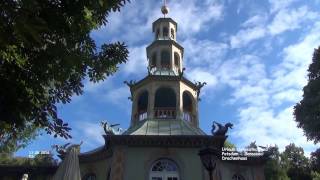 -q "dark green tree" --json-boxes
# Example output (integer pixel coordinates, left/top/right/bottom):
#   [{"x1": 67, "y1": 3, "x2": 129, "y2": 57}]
[
  {"x1": 311, "y1": 148, "x2": 320, "y2": 172},
  {"x1": 0, "y1": 123, "x2": 38, "y2": 154},
  {"x1": 294, "y1": 46, "x2": 320, "y2": 143},
  {"x1": 0, "y1": 0, "x2": 129, "y2": 151},
  {"x1": 264, "y1": 146, "x2": 290, "y2": 180},
  {"x1": 0, "y1": 152, "x2": 57, "y2": 166},
  {"x1": 281, "y1": 143, "x2": 312, "y2": 180}
]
